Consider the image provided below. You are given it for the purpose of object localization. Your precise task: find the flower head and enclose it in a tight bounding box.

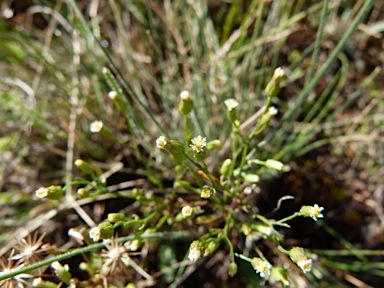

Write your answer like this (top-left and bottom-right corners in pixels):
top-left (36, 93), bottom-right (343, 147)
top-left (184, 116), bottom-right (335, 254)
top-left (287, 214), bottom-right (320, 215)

top-left (190, 135), bottom-right (206, 153)
top-left (251, 258), bottom-right (272, 278)
top-left (179, 91), bottom-right (193, 115)
top-left (156, 136), bottom-right (168, 149)
top-left (188, 241), bottom-right (202, 262)
top-left (267, 106), bottom-right (278, 116)
top-left (299, 204), bottom-right (324, 221)
top-left (180, 90), bottom-right (191, 101)
top-left (289, 247), bottom-right (312, 274)
top-left (156, 136), bottom-right (185, 163)
top-left (108, 90), bottom-right (117, 100)
top-left (90, 120), bottom-right (103, 133)
top-left (0, 250), bottom-right (32, 287)
top-left (35, 185), bottom-right (64, 200)
top-left (224, 98), bottom-right (239, 111)
top-left (265, 67), bottom-right (285, 97)
top-left (181, 206), bottom-right (194, 218)
top-left (100, 237), bottom-right (130, 276)
top-left (89, 222), bottom-right (115, 242)
top-left (11, 232), bottom-right (46, 265)
top-left (200, 185), bottom-right (216, 199)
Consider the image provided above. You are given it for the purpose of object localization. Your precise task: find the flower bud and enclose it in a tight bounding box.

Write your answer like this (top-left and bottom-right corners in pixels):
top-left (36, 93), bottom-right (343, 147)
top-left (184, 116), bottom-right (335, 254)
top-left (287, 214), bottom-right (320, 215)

top-left (241, 224), bottom-right (252, 236)
top-left (251, 258), bottom-right (272, 278)
top-left (204, 240), bottom-right (219, 255)
top-left (35, 185), bottom-right (64, 200)
top-left (156, 136), bottom-right (185, 163)
top-left (188, 240), bottom-right (203, 262)
top-left (108, 213), bottom-right (127, 223)
top-left (224, 98), bottom-right (239, 122)
top-left (51, 261), bottom-right (71, 285)
top-left (242, 173), bottom-right (260, 183)
top-left (271, 267), bottom-right (290, 287)
top-left (89, 222), bottom-right (115, 242)
top-left (289, 247), bottom-right (312, 273)
top-left (77, 188), bottom-right (90, 198)
top-left (179, 90), bottom-right (193, 115)
top-left (265, 159), bottom-right (284, 170)
top-left (206, 139), bottom-right (221, 150)
top-left (265, 67), bottom-right (284, 98)
top-left (75, 159), bottom-right (94, 175)
top-left (220, 159), bottom-right (232, 177)
top-left (228, 261), bottom-right (238, 277)
top-left (299, 204), bottom-right (324, 221)
top-left (33, 278), bottom-right (58, 288)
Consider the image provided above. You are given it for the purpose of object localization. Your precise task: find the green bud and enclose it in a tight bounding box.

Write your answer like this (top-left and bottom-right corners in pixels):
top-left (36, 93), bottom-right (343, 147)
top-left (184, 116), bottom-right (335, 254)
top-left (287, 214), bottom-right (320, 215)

top-left (289, 247), bottom-right (312, 273)
top-left (265, 159), bottom-right (284, 170)
top-left (241, 224), bottom-right (252, 236)
top-left (179, 90), bottom-right (193, 115)
top-left (35, 185), bottom-right (64, 200)
top-left (224, 98), bottom-right (239, 123)
top-left (228, 261), bottom-right (238, 277)
top-left (77, 188), bottom-right (90, 198)
top-left (204, 240), bottom-right (219, 255)
top-left (32, 278), bottom-right (58, 288)
top-left (271, 267), bottom-right (290, 287)
top-left (75, 159), bottom-right (94, 175)
top-left (299, 204), bottom-right (324, 221)
top-left (265, 67), bottom-right (284, 98)
top-left (220, 159), bottom-right (232, 176)
top-left (51, 261), bottom-right (71, 285)
top-left (89, 222), bottom-right (115, 242)
top-left (206, 140), bottom-right (221, 150)
top-left (108, 213), bottom-right (127, 223)
top-left (242, 173), bottom-right (260, 183)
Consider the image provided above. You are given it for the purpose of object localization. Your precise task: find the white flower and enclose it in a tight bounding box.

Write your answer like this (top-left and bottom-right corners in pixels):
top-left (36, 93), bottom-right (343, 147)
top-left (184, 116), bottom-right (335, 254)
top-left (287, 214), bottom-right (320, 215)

top-left (267, 106), bottom-right (278, 116)
top-left (200, 186), bottom-right (215, 199)
top-left (188, 247), bottom-right (201, 262)
top-left (224, 98), bottom-right (239, 111)
top-left (273, 67), bottom-right (285, 78)
top-left (180, 90), bottom-right (191, 100)
top-left (252, 258), bottom-right (272, 278)
top-left (297, 258), bottom-right (312, 273)
top-left (90, 120), bottom-right (103, 133)
top-left (190, 135), bottom-right (206, 153)
top-left (108, 90), bottom-right (117, 100)
top-left (181, 206), bottom-right (193, 218)
top-left (35, 187), bottom-right (49, 198)
top-left (156, 136), bottom-right (168, 149)
top-left (309, 204), bottom-right (324, 221)
top-left (89, 227), bottom-right (101, 242)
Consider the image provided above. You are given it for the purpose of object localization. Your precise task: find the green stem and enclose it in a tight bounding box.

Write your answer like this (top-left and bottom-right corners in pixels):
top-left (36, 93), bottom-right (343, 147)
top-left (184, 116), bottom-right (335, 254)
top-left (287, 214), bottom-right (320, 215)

top-left (0, 232), bottom-right (190, 281)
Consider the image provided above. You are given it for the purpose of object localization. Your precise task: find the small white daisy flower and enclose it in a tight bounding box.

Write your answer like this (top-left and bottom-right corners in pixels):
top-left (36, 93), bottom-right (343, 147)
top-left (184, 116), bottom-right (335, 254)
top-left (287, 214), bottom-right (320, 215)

top-left (309, 204), bottom-right (324, 221)
top-left (252, 258), bottom-right (272, 278)
top-left (90, 120), bottom-right (103, 133)
top-left (180, 90), bottom-right (191, 101)
top-left (297, 258), bottom-right (312, 273)
top-left (108, 90), bottom-right (117, 100)
top-left (224, 98), bottom-right (239, 111)
top-left (188, 247), bottom-right (201, 262)
top-left (181, 206), bottom-right (194, 218)
top-left (156, 136), bottom-right (168, 149)
top-left (190, 135), bottom-right (206, 153)
top-left (89, 227), bottom-right (101, 242)
top-left (267, 106), bottom-right (278, 116)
